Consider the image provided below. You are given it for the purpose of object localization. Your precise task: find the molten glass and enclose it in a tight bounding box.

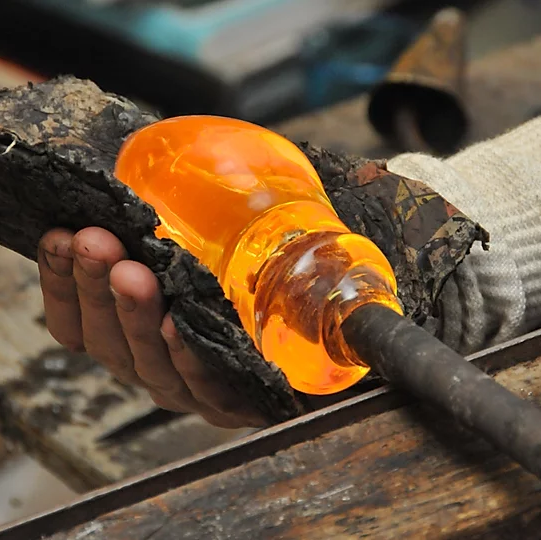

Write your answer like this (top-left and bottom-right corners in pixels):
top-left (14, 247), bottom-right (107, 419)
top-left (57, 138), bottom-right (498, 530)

top-left (115, 116), bottom-right (403, 394)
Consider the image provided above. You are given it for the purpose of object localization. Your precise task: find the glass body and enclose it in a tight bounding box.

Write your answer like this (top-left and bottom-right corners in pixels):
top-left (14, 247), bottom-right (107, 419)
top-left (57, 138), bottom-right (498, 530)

top-left (115, 115), bottom-right (402, 394)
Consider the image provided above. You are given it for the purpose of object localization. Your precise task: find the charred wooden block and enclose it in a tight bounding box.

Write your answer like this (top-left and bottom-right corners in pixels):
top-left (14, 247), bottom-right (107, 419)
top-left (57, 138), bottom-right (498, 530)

top-left (0, 76), bottom-right (486, 424)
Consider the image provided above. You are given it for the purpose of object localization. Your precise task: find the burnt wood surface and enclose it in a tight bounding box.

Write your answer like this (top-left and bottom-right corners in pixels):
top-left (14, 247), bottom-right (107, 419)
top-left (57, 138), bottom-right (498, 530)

top-left (45, 357), bottom-right (541, 540)
top-left (0, 77), bottom-right (301, 425)
top-left (0, 76), bottom-right (480, 426)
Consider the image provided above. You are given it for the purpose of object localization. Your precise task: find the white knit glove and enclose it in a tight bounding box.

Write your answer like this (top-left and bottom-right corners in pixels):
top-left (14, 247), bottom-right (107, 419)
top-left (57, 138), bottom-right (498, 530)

top-left (387, 116), bottom-right (541, 354)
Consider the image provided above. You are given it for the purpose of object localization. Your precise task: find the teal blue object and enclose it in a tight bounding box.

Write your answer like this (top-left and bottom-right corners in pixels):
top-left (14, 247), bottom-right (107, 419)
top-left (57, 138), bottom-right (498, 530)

top-left (303, 14), bottom-right (418, 110)
top-left (23, 0), bottom-right (293, 64)
top-left (307, 62), bottom-right (389, 109)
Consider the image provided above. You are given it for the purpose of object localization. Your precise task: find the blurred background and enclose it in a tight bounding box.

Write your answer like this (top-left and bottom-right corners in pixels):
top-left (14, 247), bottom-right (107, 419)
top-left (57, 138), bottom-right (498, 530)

top-left (0, 0), bottom-right (540, 124)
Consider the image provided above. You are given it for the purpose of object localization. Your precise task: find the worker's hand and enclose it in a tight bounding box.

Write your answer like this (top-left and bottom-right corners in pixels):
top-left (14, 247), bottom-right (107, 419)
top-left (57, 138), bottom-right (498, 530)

top-left (37, 227), bottom-right (265, 429)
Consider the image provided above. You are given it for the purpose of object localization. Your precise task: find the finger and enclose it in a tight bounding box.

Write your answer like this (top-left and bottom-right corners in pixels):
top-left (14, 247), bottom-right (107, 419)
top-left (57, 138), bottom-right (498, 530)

top-left (147, 387), bottom-right (201, 415)
top-left (72, 228), bottom-right (138, 385)
top-left (161, 314), bottom-right (265, 426)
top-left (147, 389), bottom-right (254, 429)
top-left (197, 408), bottom-right (263, 429)
top-left (38, 229), bottom-right (84, 352)
top-left (109, 260), bottom-right (187, 395)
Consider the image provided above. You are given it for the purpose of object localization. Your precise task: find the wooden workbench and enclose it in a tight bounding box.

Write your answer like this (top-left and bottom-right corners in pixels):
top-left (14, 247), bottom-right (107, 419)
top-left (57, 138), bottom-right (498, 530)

top-left (44, 356), bottom-right (541, 540)
top-left (1, 35), bottom-right (541, 507)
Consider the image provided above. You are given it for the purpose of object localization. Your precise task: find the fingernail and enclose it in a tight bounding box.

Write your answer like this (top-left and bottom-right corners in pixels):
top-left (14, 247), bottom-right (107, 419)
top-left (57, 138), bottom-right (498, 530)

top-left (76, 255), bottom-right (107, 279)
top-left (44, 251), bottom-right (73, 277)
top-left (110, 287), bottom-right (136, 312)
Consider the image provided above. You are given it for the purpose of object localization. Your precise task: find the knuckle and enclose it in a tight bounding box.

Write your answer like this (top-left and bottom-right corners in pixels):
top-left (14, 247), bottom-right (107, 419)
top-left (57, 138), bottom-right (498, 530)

top-left (96, 359), bottom-right (140, 386)
top-left (62, 340), bottom-right (86, 354)
top-left (99, 356), bottom-right (129, 374)
top-left (150, 392), bottom-right (189, 413)
top-left (42, 279), bottom-right (78, 305)
top-left (127, 329), bottom-right (156, 347)
top-left (133, 369), bottom-right (171, 392)
top-left (47, 327), bottom-right (83, 352)
top-left (81, 338), bottom-right (101, 360)
top-left (77, 285), bottom-right (114, 309)
top-left (189, 383), bottom-right (244, 415)
top-left (202, 414), bottom-right (243, 429)
top-left (191, 390), bottom-right (243, 417)
top-left (212, 396), bottom-right (244, 415)
top-left (84, 342), bottom-right (126, 371)
top-left (115, 372), bottom-right (144, 387)
top-left (176, 361), bottom-right (207, 383)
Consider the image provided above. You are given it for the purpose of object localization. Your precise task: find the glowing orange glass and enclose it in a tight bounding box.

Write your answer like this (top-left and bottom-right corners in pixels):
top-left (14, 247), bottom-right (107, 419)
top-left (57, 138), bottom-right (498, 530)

top-left (115, 116), bottom-right (402, 394)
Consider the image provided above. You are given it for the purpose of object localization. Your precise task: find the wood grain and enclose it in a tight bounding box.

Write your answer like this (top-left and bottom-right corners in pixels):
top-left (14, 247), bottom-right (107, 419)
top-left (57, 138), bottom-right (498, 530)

top-left (46, 357), bottom-right (541, 540)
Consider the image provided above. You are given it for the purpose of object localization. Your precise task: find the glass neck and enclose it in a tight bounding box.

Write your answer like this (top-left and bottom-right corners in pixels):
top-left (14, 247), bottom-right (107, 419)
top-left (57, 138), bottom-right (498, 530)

top-left (221, 201), bottom-right (348, 337)
top-left (252, 230), bottom-right (403, 367)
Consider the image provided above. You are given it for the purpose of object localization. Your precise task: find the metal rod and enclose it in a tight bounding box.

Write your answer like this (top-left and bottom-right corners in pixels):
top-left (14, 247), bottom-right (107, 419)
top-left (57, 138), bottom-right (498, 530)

top-left (342, 304), bottom-right (541, 479)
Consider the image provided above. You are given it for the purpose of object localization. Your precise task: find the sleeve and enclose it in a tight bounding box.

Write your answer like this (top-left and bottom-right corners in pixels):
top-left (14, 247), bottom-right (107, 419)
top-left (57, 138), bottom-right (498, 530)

top-left (386, 116), bottom-right (541, 354)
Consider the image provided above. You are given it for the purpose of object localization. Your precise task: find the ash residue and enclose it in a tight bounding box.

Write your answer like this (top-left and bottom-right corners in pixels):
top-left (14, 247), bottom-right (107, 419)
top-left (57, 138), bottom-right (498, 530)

top-left (27, 403), bottom-right (72, 432)
top-left (83, 393), bottom-right (124, 421)
top-left (17, 348), bottom-right (101, 396)
top-left (0, 348), bottom-right (125, 434)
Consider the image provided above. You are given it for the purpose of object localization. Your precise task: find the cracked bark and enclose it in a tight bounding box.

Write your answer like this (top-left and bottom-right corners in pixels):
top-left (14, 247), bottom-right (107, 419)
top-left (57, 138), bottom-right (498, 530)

top-left (0, 76), bottom-right (484, 424)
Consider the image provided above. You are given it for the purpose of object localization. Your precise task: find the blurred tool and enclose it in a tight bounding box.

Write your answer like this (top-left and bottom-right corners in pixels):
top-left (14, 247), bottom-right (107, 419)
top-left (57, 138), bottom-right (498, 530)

top-left (368, 7), bottom-right (469, 155)
top-left (0, 0), bottom-right (400, 123)
top-left (302, 14), bottom-right (419, 110)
